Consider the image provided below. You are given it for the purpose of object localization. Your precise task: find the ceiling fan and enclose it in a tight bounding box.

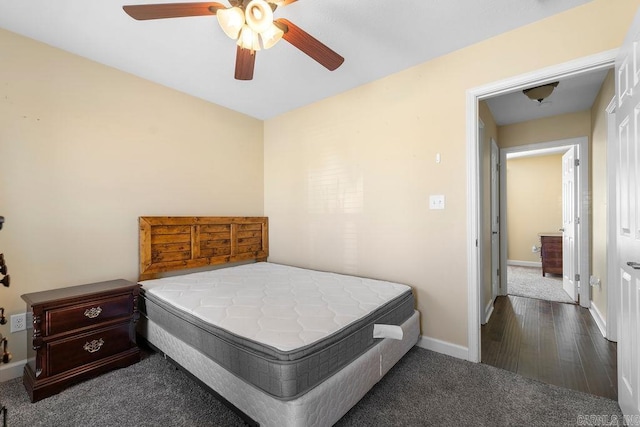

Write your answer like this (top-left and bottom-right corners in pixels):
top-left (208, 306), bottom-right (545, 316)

top-left (122, 0), bottom-right (345, 80)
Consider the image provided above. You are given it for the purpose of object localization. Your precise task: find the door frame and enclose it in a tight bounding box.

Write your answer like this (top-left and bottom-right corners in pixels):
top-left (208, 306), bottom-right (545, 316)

top-left (478, 119), bottom-right (490, 323)
top-left (466, 49), bottom-right (617, 362)
top-left (490, 138), bottom-right (500, 304)
top-left (606, 95), bottom-right (618, 341)
top-left (499, 138), bottom-right (588, 304)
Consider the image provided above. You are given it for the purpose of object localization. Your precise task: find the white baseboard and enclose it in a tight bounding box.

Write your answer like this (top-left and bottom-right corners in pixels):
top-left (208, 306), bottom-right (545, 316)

top-left (589, 301), bottom-right (607, 338)
top-left (0, 359), bottom-right (25, 382)
top-left (507, 260), bottom-right (542, 268)
top-left (417, 336), bottom-right (469, 361)
top-left (483, 299), bottom-right (494, 325)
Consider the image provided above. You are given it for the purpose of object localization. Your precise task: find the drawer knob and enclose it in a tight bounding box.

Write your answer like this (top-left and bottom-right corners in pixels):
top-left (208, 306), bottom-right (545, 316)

top-left (83, 338), bottom-right (104, 353)
top-left (84, 307), bottom-right (102, 319)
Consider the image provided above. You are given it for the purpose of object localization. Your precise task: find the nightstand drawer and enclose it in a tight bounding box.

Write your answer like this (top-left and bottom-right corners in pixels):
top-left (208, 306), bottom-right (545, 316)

top-left (47, 323), bottom-right (133, 376)
top-left (23, 279), bottom-right (140, 402)
top-left (46, 294), bottom-right (133, 336)
top-left (542, 252), bottom-right (561, 260)
top-left (542, 240), bottom-right (561, 247)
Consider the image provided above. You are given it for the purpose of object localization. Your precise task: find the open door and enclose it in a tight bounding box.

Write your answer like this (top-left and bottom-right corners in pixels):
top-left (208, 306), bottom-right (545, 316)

top-left (561, 146), bottom-right (578, 301)
top-left (616, 7), bottom-right (640, 418)
top-left (490, 139), bottom-right (500, 300)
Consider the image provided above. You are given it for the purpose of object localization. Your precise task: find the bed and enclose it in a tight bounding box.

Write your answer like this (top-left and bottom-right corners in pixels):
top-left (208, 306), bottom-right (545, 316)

top-left (136, 216), bottom-right (420, 426)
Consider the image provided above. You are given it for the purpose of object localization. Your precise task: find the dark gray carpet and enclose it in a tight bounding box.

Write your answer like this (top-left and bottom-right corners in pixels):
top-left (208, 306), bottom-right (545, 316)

top-left (0, 347), bottom-right (622, 426)
top-left (0, 352), bottom-right (246, 427)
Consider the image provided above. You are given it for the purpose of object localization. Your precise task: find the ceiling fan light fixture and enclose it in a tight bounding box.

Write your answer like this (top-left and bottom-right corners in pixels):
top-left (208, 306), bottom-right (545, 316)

top-left (260, 23), bottom-right (284, 49)
top-left (217, 6), bottom-right (245, 39)
top-left (238, 25), bottom-right (261, 51)
top-left (122, 0), bottom-right (344, 80)
top-left (245, 0), bottom-right (273, 33)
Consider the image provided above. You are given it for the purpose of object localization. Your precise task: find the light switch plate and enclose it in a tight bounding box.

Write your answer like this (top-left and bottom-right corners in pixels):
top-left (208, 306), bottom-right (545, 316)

top-left (429, 195), bottom-right (445, 210)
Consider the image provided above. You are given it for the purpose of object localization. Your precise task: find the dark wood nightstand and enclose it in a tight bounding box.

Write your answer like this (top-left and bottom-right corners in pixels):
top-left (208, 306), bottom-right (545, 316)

top-left (540, 234), bottom-right (563, 277)
top-left (21, 279), bottom-right (140, 402)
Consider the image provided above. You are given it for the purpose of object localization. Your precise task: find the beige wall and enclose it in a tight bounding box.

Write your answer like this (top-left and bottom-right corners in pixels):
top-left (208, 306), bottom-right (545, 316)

top-left (498, 110), bottom-right (591, 149)
top-left (0, 29), bottom-right (264, 361)
top-left (506, 155), bottom-right (563, 262)
top-left (264, 0), bottom-right (639, 347)
top-left (590, 69), bottom-right (615, 321)
top-left (479, 102), bottom-right (498, 316)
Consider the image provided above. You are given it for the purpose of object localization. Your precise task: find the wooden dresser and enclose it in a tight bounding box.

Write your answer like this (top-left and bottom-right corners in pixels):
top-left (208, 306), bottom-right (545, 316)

top-left (21, 279), bottom-right (140, 402)
top-left (539, 234), bottom-right (563, 277)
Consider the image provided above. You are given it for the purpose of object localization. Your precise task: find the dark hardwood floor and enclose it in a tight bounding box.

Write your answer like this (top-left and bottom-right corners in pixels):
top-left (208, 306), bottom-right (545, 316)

top-left (482, 295), bottom-right (617, 400)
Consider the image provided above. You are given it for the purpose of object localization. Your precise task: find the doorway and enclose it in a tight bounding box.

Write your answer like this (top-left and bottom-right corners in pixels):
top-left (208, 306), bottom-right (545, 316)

top-left (467, 50), bottom-right (622, 400)
top-left (476, 100), bottom-right (618, 400)
top-left (466, 50), bottom-right (617, 363)
top-left (499, 139), bottom-right (586, 305)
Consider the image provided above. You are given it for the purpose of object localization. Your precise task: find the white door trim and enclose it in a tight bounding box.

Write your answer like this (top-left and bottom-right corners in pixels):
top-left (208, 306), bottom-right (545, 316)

top-left (606, 95), bottom-right (618, 342)
top-left (562, 145), bottom-right (579, 301)
top-left (490, 138), bottom-right (500, 304)
top-left (466, 49), bottom-right (617, 363)
top-left (478, 119), bottom-right (486, 324)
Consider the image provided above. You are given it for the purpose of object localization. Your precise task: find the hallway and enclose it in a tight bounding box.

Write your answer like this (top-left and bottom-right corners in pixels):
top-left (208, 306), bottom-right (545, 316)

top-left (481, 295), bottom-right (617, 400)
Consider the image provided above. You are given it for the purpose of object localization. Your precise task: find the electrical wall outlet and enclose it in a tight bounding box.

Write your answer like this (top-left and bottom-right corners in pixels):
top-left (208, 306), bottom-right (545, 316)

top-left (10, 313), bottom-right (26, 333)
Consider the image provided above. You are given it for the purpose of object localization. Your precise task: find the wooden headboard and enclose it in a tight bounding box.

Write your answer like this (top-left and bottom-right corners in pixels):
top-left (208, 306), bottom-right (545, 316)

top-left (139, 216), bottom-right (268, 280)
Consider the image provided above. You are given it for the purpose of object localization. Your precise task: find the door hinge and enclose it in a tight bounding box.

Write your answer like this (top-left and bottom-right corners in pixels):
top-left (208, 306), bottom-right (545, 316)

top-left (576, 217), bottom-right (580, 225)
top-left (497, 268), bottom-right (500, 277)
top-left (575, 158), bottom-right (580, 167)
top-left (476, 239), bottom-right (478, 247)
top-left (575, 273), bottom-right (580, 282)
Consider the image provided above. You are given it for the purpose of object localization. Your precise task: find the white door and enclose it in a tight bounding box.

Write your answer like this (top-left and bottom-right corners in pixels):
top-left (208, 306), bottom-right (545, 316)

top-left (616, 8), bottom-right (640, 418)
top-left (561, 146), bottom-right (578, 301)
top-left (490, 139), bottom-right (500, 299)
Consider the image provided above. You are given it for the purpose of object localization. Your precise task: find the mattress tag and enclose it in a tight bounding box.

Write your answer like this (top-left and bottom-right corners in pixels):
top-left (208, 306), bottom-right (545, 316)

top-left (373, 324), bottom-right (403, 340)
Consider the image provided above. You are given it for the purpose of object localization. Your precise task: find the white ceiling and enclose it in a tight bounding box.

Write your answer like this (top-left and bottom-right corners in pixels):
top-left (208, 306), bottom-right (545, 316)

top-left (485, 67), bottom-right (610, 126)
top-left (0, 0), bottom-right (594, 120)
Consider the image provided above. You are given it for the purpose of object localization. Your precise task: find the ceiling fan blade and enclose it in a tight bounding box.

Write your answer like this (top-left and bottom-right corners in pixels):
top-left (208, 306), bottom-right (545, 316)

top-left (235, 46), bottom-right (256, 80)
top-left (275, 19), bottom-right (344, 71)
top-left (123, 2), bottom-right (225, 20)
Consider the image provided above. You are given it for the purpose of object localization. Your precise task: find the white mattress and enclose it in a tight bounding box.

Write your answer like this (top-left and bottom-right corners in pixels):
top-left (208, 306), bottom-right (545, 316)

top-left (140, 262), bottom-right (411, 351)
